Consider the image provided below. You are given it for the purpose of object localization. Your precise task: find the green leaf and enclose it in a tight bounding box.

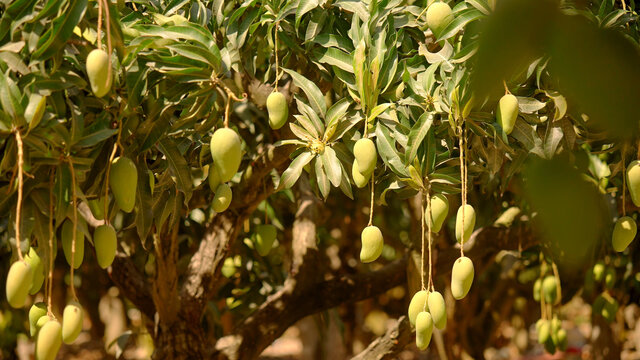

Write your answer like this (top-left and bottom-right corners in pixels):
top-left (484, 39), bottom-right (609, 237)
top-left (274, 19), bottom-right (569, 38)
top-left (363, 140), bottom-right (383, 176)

top-left (406, 112), bottom-right (433, 165)
top-left (375, 123), bottom-right (410, 178)
top-left (283, 68), bottom-right (326, 118)
top-left (320, 146), bottom-right (341, 187)
top-left (32, 0), bottom-right (88, 61)
top-left (135, 161), bottom-right (153, 241)
top-left (312, 47), bottom-right (354, 72)
top-left (157, 138), bottom-right (193, 203)
top-left (277, 151), bottom-right (315, 190)
top-left (296, 0), bottom-right (320, 31)
top-left (437, 8), bottom-right (484, 42)
top-left (315, 157), bottom-right (330, 199)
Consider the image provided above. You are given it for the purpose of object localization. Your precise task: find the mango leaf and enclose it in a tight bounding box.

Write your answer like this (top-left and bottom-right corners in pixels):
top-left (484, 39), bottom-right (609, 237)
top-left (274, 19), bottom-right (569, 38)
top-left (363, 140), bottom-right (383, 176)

top-left (405, 112), bottom-right (433, 165)
top-left (296, 0), bottom-right (320, 31)
top-left (157, 138), bottom-right (193, 203)
top-left (320, 146), bottom-right (341, 187)
top-left (283, 68), bottom-right (326, 118)
top-left (375, 123), bottom-right (410, 177)
top-left (312, 47), bottom-right (353, 72)
top-left (135, 161), bottom-right (153, 242)
top-left (315, 157), bottom-right (330, 199)
top-left (277, 151), bottom-right (315, 190)
top-left (32, 0), bottom-right (88, 61)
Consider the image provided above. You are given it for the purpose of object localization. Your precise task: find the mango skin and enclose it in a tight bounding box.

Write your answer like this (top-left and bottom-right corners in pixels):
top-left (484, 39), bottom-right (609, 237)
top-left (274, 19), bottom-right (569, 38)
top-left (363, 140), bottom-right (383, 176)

top-left (62, 301), bottom-right (83, 344)
top-left (6, 260), bottom-right (33, 308)
top-left (221, 257), bottom-right (236, 278)
top-left (455, 204), bottom-right (476, 243)
top-left (408, 290), bottom-right (429, 326)
top-left (604, 267), bottom-right (616, 289)
top-left (542, 275), bottom-right (557, 303)
top-left (36, 320), bottom-right (62, 360)
top-left (109, 156), bottom-right (138, 213)
top-left (533, 278), bottom-right (542, 302)
top-left (451, 256), bottom-right (474, 300)
top-left (359, 225), bottom-right (384, 263)
top-left (210, 128), bottom-right (242, 182)
top-left (592, 261), bottom-right (605, 282)
top-left (415, 311), bottom-right (433, 350)
top-left (267, 91), bottom-right (288, 130)
top-left (212, 183), bottom-right (232, 212)
top-left (612, 216), bottom-right (636, 252)
top-left (94, 225), bottom-right (117, 269)
top-left (86, 49), bottom-right (112, 97)
top-left (496, 94), bottom-right (519, 135)
top-left (25, 247), bottom-right (44, 295)
top-left (29, 302), bottom-right (48, 337)
top-left (255, 224), bottom-right (277, 256)
top-left (87, 198), bottom-right (104, 220)
top-left (426, 2), bottom-right (453, 34)
top-left (62, 220), bottom-right (84, 269)
top-left (427, 291), bottom-right (447, 329)
top-left (627, 160), bottom-right (640, 207)
top-left (537, 319), bottom-right (550, 344)
top-left (353, 138), bottom-right (377, 176)
top-left (556, 328), bottom-right (568, 351)
top-left (427, 194), bottom-right (449, 233)
top-left (352, 161), bottom-right (370, 188)
top-left (208, 165), bottom-right (221, 193)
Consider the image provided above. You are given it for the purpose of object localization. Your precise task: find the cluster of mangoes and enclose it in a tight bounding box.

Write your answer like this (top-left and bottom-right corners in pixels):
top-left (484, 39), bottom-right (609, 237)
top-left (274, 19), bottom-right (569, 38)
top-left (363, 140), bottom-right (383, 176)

top-left (611, 160), bottom-right (640, 252)
top-left (535, 316), bottom-right (568, 354)
top-left (407, 290), bottom-right (447, 350)
top-left (209, 127), bottom-right (243, 212)
top-left (584, 261), bottom-right (620, 323)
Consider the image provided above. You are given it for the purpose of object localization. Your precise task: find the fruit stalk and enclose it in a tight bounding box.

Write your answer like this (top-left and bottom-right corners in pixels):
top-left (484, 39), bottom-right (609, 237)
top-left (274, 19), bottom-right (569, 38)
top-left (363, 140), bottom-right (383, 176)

top-left (426, 183), bottom-right (433, 291)
top-left (102, 0), bottom-right (112, 94)
top-left (368, 168), bottom-right (375, 226)
top-left (14, 130), bottom-right (25, 261)
top-left (622, 145), bottom-right (626, 216)
top-left (103, 136), bottom-right (120, 224)
top-left (68, 158), bottom-right (79, 301)
top-left (47, 173), bottom-right (55, 316)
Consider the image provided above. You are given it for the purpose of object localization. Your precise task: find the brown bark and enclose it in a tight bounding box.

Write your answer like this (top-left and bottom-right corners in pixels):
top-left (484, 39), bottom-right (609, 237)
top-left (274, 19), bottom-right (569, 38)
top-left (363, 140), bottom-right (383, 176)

top-left (351, 316), bottom-right (413, 360)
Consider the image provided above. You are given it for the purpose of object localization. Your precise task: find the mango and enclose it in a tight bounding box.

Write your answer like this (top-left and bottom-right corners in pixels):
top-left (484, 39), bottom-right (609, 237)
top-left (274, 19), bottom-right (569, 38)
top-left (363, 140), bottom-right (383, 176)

top-left (6, 260), bottom-right (33, 308)
top-left (542, 275), bottom-right (557, 304)
top-left (36, 315), bottom-right (50, 330)
top-left (451, 256), bottom-right (474, 300)
top-left (221, 257), bottom-right (236, 278)
top-left (267, 91), bottom-right (288, 130)
top-left (87, 198), bottom-right (104, 220)
top-left (29, 302), bottom-right (48, 337)
top-left (359, 225), bottom-right (383, 263)
top-left (109, 156), bottom-right (137, 213)
top-left (601, 295), bottom-right (618, 323)
top-left (25, 247), bottom-right (44, 294)
top-left (94, 225), bottom-right (117, 269)
top-left (592, 261), bottom-right (605, 282)
top-left (352, 161), bottom-right (370, 188)
top-left (62, 301), bottom-right (83, 344)
top-left (556, 328), bottom-right (568, 351)
top-left (213, 183), bottom-right (232, 212)
top-left (427, 290), bottom-right (446, 329)
top-left (537, 319), bottom-right (550, 344)
top-left (86, 49), bottom-right (111, 97)
top-left (208, 165), bottom-right (221, 192)
top-left (254, 224), bottom-right (277, 256)
top-left (425, 2), bottom-right (453, 34)
top-left (353, 138), bottom-right (377, 176)
top-left (408, 290), bottom-right (429, 326)
top-left (455, 204), bottom-right (475, 243)
top-left (612, 216), bottom-right (636, 252)
top-left (533, 278), bottom-right (542, 302)
top-left (62, 220), bottom-right (84, 269)
top-left (36, 320), bottom-right (62, 360)
top-left (496, 94), bottom-right (519, 135)
top-left (550, 317), bottom-right (561, 345)
top-left (627, 160), bottom-right (640, 206)
top-left (415, 311), bottom-right (433, 350)
top-left (427, 194), bottom-right (449, 232)
top-left (544, 336), bottom-right (557, 354)
top-left (210, 128), bottom-right (242, 182)
top-left (604, 267), bottom-right (616, 289)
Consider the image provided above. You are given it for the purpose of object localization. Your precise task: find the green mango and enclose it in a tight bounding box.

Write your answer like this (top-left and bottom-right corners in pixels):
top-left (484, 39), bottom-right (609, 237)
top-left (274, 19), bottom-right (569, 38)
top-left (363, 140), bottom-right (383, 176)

top-left (62, 220), bottom-right (84, 269)
top-left (496, 94), bottom-right (519, 135)
top-left (62, 301), bottom-right (83, 344)
top-left (427, 194), bottom-right (449, 233)
top-left (254, 224), bottom-right (277, 256)
top-left (408, 290), bottom-right (429, 326)
top-left (427, 290), bottom-right (446, 329)
top-left (542, 275), bottom-right (557, 304)
top-left (210, 128), bottom-right (242, 182)
top-left (6, 260), bottom-right (33, 308)
top-left (109, 156), bottom-right (138, 213)
top-left (556, 328), bottom-right (568, 351)
top-left (612, 216), bottom-right (636, 252)
top-left (533, 278), bottom-right (542, 302)
top-left (550, 317), bottom-right (561, 345)
top-left (86, 49), bottom-right (112, 97)
top-left (208, 165), bottom-right (221, 193)
top-left (352, 161), bottom-right (370, 188)
top-left (537, 319), bottom-right (550, 344)
top-left (415, 311), bottom-right (433, 350)
top-left (213, 183), bottom-right (232, 213)
top-left (544, 336), bottom-right (557, 354)
top-left (455, 204), bottom-right (475, 243)
top-left (425, 2), bottom-right (453, 34)
top-left (593, 261), bottom-right (605, 282)
top-left (29, 302), bottom-right (48, 337)
top-left (221, 257), bottom-right (236, 278)
top-left (601, 295), bottom-right (618, 323)
top-left (627, 160), bottom-right (640, 207)
top-left (87, 198), bottom-right (104, 221)
top-left (353, 138), bottom-right (377, 176)
top-left (94, 225), bottom-right (117, 269)
top-left (451, 256), bottom-right (474, 300)
top-left (36, 320), bottom-right (62, 360)
top-left (25, 247), bottom-right (44, 294)
top-left (604, 266), bottom-right (616, 289)
top-left (266, 91), bottom-right (288, 130)
top-left (359, 225), bottom-right (383, 263)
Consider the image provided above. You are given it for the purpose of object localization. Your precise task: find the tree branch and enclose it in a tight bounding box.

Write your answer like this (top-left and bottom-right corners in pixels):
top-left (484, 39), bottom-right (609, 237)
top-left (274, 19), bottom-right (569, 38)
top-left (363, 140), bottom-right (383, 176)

top-left (351, 316), bottom-right (413, 360)
top-left (108, 252), bottom-right (155, 319)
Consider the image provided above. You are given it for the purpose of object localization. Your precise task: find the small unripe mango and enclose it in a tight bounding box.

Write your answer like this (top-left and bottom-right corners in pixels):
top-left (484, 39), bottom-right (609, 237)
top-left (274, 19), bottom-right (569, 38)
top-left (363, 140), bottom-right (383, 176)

top-left (352, 161), bottom-right (370, 188)
top-left (208, 165), bottom-right (221, 192)
top-left (110, 156), bottom-right (138, 213)
top-left (455, 204), bottom-right (475, 243)
top-left (212, 183), bottom-right (232, 212)
top-left (533, 278), bottom-right (542, 302)
top-left (6, 260), bottom-right (33, 308)
top-left (62, 220), bottom-right (84, 269)
top-left (25, 247), bottom-right (44, 294)
top-left (556, 328), bottom-right (568, 351)
top-left (62, 301), bottom-right (83, 344)
top-left (604, 267), bottom-right (616, 289)
top-left (87, 198), bottom-right (104, 220)
top-left (415, 311), bottom-right (433, 350)
top-left (496, 94), bottom-right (519, 135)
top-left (426, 2), bottom-right (453, 34)
top-left (254, 224), bottom-right (277, 256)
top-left (542, 275), bottom-right (557, 304)
top-left (36, 320), bottom-right (62, 360)
top-left (627, 160), bottom-right (640, 207)
top-left (408, 290), bottom-right (429, 326)
top-left (451, 256), bottom-right (474, 300)
top-left (612, 216), bottom-right (636, 252)
top-left (353, 138), bottom-right (377, 176)
top-left (550, 317), bottom-right (561, 345)
top-left (266, 91), bottom-right (288, 130)
top-left (592, 261), bottom-right (605, 282)
top-left (94, 225), bottom-right (117, 269)
top-left (359, 225), bottom-right (383, 263)
top-left (427, 194), bottom-right (449, 233)
top-left (427, 290), bottom-right (446, 329)
top-left (210, 128), bottom-right (242, 182)
top-left (29, 302), bottom-right (48, 337)
top-left (601, 295), bottom-right (618, 323)
top-left (537, 319), bottom-right (550, 344)
top-left (221, 257), bottom-right (236, 278)
top-left (86, 49), bottom-right (112, 97)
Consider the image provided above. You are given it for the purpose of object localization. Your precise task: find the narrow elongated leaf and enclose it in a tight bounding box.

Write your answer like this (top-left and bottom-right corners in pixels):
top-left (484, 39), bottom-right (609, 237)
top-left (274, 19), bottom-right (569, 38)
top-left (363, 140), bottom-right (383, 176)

top-left (277, 151), bottom-right (315, 190)
top-left (157, 138), bottom-right (193, 203)
top-left (406, 113), bottom-right (434, 164)
top-left (32, 0), bottom-right (88, 60)
top-left (313, 47), bottom-right (353, 72)
top-left (320, 146), bottom-right (341, 187)
top-left (376, 123), bottom-right (410, 177)
top-left (283, 68), bottom-right (327, 117)
top-left (296, 0), bottom-right (319, 30)
top-left (315, 157), bottom-right (330, 199)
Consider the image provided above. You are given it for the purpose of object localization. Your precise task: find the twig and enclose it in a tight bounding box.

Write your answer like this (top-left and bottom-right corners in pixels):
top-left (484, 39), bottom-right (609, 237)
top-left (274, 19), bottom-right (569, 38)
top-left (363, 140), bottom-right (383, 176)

top-left (68, 158), bottom-right (79, 301)
top-left (14, 130), bottom-right (25, 261)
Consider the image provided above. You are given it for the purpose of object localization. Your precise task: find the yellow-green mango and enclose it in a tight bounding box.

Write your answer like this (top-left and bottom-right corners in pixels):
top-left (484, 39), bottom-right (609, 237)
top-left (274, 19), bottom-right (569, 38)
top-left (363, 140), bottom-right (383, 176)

top-left (36, 315), bottom-right (50, 330)
top-left (427, 194), bottom-right (449, 233)
top-left (550, 317), bottom-right (561, 344)
top-left (451, 256), bottom-right (474, 300)
top-left (62, 220), bottom-right (84, 269)
top-left (556, 328), bottom-right (568, 351)
top-left (94, 225), bottom-right (117, 269)
top-left (29, 302), bottom-right (48, 337)
top-left (6, 260), bottom-right (33, 308)
top-left (408, 290), bottom-right (429, 326)
top-left (592, 261), bottom-right (605, 282)
top-left (254, 224), bottom-right (277, 256)
top-left (455, 204), bottom-right (475, 243)
top-left (24, 94), bottom-right (47, 129)
top-left (496, 94), bottom-right (519, 135)
top-left (533, 278), bottom-right (542, 302)
top-left (359, 225), bottom-right (383, 263)
top-left (537, 319), bottom-right (550, 344)
top-left (604, 266), bottom-right (616, 289)
top-left (266, 91), bottom-right (288, 130)
top-left (208, 165), bottom-right (221, 192)
top-left (213, 183), bottom-right (232, 212)
top-left (210, 128), bottom-right (242, 182)
top-left (87, 198), bottom-right (104, 221)
top-left (25, 247), bottom-right (44, 295)
top-left (353, 138), bottom-right (377, 176)
top-left (36, 320), bottom-right (62, 360)
top-left (427, 290), bottom-right (446, 329)
top-left (62, 301), bottom-right (83, 344)
top-left (415, 311), bottom-right (433, 350)
top-left (601, 295), bottom-right (618, 323)
top-left (627, 160), bottom-right (640, 206)
top-left (612, 216), bottom-right (636, 252)
top-left (352, 161), bottom-right (370, 188)
top-left (109, 156), bottom-right (137, 213)
top-left (542, 275), bottom-right (557, 303)
top-left (86, 49), bottom-right (112, 97)
top-left (425, 2), bottom-right (453, 34)
top-left (221, 257), bottom-right (236, 278)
